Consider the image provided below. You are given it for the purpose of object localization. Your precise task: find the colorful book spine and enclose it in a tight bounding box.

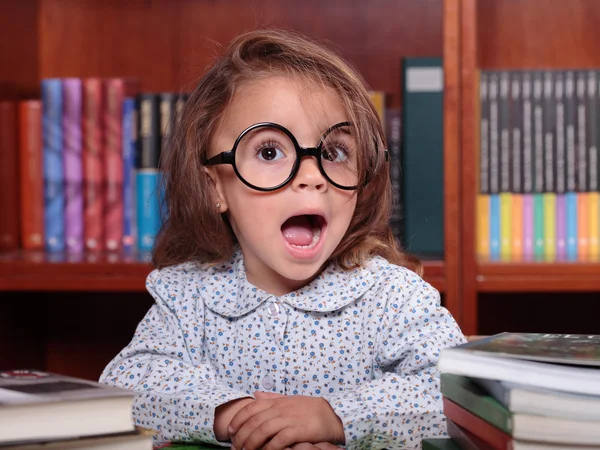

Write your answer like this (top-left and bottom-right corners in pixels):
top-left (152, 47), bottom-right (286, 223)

top-left (555, 72), bottom-right (567, 260)
top-left (122, 97), bottom-right (136, 251)
top-left (104, 78), bottom-right (130, 252)
top-left (565, 71), bottom-right (578, 260)
top-left (18, 101), bottom-right (44, 250)
top-left (511, 71), bottom-right (523, 259)
top-left (577, 71), bottom-right (588, 259)
top-left (522, 71), bottom-right (535, 259)
top-left (477, 71), bottom-right (490, 258)
top-left (532, 72), bottom-right (545, 260)
top-left (587, 71), bottom-right (599, 259)
top-left (82, 78), bottom-right (105, 252)
top-left (499, 72), bottom-right (512, 260)
top-left (543, 72), bottom-right (556, 260)
top-left (489, 72), bottom-right (500, 260)
top-left (136, 93), bottom-right (161, 252)
top-left (41, 79), bottom-right (65, 252)
top-left (62, 78), bottom-right (84, 254)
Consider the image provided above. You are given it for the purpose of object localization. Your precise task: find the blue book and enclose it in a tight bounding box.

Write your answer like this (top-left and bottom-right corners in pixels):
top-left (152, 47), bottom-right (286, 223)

top-left (489, 194), bottom-right (500, 260)
top-left (566, 191), bottom-right (578, 260)
top-left (122, 98), bottom-right (136, 251)
top-left (136, 169), bottom-right (162, 253)
top-left (41, 79), bottom-right (64, 252)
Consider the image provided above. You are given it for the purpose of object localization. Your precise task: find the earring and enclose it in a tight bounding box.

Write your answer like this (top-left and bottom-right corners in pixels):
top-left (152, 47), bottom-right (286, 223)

top-left (216, 202), bottom-right (221, 209)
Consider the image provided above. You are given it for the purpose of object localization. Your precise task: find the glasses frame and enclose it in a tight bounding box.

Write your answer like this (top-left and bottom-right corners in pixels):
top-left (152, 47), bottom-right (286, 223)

top-left (204, 121), bottom-right (385, 192)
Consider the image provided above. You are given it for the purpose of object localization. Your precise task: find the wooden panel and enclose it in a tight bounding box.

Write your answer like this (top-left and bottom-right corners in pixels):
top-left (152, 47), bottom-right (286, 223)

top-left (0, 0), bottom-right (40, 98)
top-left (0, 250), bottom-right (152, 291)
top-left (479, 0), bottom-right (600, 69)
top-left (478, 260), bottom-right (600, 292)
top-left (442, 0), bottom-right (462, 325)
top-left (40, 0), bottom-right (442, 107)
top-left (459, 0), bottom-right (479, 335)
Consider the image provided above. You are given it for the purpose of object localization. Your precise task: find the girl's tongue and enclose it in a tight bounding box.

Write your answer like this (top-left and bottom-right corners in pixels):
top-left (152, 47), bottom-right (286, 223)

top-left (281, 215), bottom-right (315, 246)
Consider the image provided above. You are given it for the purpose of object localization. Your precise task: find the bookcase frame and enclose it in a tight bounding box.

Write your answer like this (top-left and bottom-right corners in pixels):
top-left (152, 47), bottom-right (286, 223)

top-left (451, 0), bottom-right (600, 335)
top-left (0, 0), bottom-right (462, 379)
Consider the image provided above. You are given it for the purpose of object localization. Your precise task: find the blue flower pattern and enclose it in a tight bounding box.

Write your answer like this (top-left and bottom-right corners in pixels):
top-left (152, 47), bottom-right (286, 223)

top-left (99, 250), bottom-right (466, 449)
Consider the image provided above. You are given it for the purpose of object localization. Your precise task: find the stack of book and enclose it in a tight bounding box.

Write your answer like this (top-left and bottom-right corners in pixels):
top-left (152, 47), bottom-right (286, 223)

top-left (0, 369), bottom-right (152, 449)
top-left (425, 333), bottom-right (600, 450)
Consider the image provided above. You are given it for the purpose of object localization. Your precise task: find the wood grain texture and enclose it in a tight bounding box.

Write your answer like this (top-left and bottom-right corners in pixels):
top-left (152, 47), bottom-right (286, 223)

top-left (479, 0), bottom-right (600, 69)
top-left (39, 0), bottom-right (442, 107)
top-left (459, 0), bottom-right (479, 336)
top-left (442, 0), bottom-right (462, 326)
top-left (0, 0), bottom-right (40, 98)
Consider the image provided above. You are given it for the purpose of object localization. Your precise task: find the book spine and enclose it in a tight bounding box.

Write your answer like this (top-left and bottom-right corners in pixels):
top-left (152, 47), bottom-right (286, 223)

top-left (511, 71), bottom-right (523, 259)
top-left (555, 72), bottom-right (566, 259)
top-left (499, 72), bottom-right (512, 260)
top-left (386, 108), bottom-right (403, 245)
top-left (138, 93), bottom-right (160, 169)
top-left (82, 78), bottom-right (104, 252)
top-left (522, 71), bottom-right (534, 259)
top-left (18, 100), bottom-right (44, 249)
top-left (565, 71), bottom-right (578, 259)
top-left (477, 72), bottom-right (490, 259)
top-left (122, 97), bottom-right (136, 251)
top-left (104, 79), bottom-right (125, 252)
top-left (136, 170), bottom-right (162, 253)
top-left (136, 93), bottom-right (161, 252)
top-left (587, 71), bottom-right (599, 259)
top-left (42, 79), bottom-right (65, 252)
top-left (0, 101), bottom-right (19, 250)
top-left (489, 72), bottom-right (500, 259)
top-left (62, 78), bottom-right (84, 254)
top-left (532, 71), bottom-right (545, 259)
top-left (543, 71), bottom-right (556, 260)
top-left (577, 71), bottom-right (588, 258)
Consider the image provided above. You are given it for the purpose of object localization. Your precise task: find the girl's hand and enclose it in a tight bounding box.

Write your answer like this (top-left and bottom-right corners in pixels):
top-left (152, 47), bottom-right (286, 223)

top-left (228, 393), bottom-right (345, 450)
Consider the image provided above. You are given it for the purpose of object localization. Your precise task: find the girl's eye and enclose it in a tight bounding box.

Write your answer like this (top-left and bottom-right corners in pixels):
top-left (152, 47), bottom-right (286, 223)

top-left (256, 143), bottom-right (285, 162)
top-left (321, 143), bottom-right (349, 163)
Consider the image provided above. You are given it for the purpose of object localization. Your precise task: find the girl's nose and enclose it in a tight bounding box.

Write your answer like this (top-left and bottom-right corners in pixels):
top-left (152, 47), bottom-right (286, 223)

top-left (291, 156), bottom-right (327, 191)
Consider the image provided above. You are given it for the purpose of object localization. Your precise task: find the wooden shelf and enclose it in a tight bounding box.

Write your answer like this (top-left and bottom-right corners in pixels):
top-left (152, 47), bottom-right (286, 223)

top-left (0, 250), bottom-right (445, 293)
top-left (0, 251), bottom-right (153, 292)
top-left (477, 259), bottom-right (600, 292)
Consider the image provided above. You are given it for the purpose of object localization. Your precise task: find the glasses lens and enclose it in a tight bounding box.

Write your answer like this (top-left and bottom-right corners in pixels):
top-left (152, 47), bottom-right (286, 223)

top-left (235, 126), bottom-right (296, 189)
top-left (320, 124), bottom-right (359, 188)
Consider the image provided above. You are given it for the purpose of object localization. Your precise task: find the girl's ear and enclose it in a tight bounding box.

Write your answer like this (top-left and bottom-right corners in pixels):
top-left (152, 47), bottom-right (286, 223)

top-left (203, 166), bottom-right (228, 213)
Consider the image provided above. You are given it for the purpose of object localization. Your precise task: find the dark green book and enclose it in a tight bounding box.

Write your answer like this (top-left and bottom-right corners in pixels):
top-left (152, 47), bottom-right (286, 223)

top-left (440, 373), bottom-right (511, 434)
top-left (401, 57), bottom-right (444, 257)
top-left (421, 438), bottom-right (461, 450)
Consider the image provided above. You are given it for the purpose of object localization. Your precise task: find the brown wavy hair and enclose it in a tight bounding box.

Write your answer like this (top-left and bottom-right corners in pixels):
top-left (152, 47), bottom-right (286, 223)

top-left (153, 28), bottom-right (422, 276)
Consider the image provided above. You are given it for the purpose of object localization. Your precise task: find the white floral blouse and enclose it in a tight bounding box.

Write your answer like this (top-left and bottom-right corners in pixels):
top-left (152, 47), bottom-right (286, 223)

top-left (100, 250), bottom-right (466, 449)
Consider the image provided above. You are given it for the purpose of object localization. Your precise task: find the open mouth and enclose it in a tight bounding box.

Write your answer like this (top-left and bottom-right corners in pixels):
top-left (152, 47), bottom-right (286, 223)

top-left (281, 214), bottom-right (327, 249)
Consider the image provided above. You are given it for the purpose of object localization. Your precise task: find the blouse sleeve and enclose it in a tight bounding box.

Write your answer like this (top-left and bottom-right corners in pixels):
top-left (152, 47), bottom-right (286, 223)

top-left (322, 269), bottom-right (467, 450)
top-left (99, 268), bottom-right (251, 446)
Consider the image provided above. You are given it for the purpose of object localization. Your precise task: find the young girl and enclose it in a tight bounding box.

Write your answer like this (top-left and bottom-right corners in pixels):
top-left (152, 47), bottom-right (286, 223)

top-left (100, 29), bottom-right (466, 450)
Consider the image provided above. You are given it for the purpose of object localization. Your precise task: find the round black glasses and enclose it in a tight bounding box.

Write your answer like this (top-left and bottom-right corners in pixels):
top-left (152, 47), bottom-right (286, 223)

top-left (204, 122), bottom-right (362, 191)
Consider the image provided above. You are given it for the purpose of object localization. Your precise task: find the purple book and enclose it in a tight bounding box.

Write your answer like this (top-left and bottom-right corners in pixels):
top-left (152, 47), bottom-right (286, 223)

top-left (523, 194), bottom-right (534, 260)
top-left (556, 194), bottom-right (566, 260)
top-left (62, 78), bottom-right (84, 253)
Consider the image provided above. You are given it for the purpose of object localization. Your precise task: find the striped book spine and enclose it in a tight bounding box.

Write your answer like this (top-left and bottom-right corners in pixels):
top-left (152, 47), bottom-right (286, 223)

top-left (62, 78), bottom-right (83, 254)
top-left (41, 79), bottom-right (65, 252)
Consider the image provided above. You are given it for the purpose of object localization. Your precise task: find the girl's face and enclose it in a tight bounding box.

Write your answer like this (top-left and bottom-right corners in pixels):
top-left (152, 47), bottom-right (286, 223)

top-left (207, 76), bottom-right (357, 296)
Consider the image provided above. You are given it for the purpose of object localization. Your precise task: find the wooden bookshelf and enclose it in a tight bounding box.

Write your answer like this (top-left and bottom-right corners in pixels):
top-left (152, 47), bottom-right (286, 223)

top-left (0, 251), bottom-right (446, 294)
top-left (1, 0), bottom-right (463, 379)
top-left (448, 0), bottom-right (600, 335)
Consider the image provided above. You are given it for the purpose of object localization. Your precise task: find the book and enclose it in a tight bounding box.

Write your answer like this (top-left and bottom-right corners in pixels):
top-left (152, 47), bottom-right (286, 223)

top-left (441, 374), bottom-right (600, 444)
top-left (0, 100), bottom-right (19, 251)
top-left (1, 430), bottom-right (152, 449)
top-left (0, 370), bottom-right (134, 444)
top-left (420, 438), bottom-right (461, 450)
top-left (438, 333), bottom-right (600, 396)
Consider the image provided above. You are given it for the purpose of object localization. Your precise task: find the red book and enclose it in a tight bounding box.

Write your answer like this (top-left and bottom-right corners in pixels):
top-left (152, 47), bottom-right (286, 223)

top-left (18, 100), bottom-right (44, 249)
top-left (443, 397), bottom-right (511, 450)
top-left (82, 78), bottom-right (104, 252)
top-left (0, 101), bottom-right (19, 250)
top-left (103, 78), bottom-right (138, 252)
